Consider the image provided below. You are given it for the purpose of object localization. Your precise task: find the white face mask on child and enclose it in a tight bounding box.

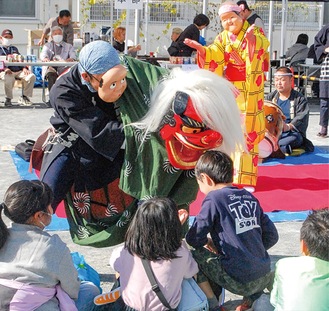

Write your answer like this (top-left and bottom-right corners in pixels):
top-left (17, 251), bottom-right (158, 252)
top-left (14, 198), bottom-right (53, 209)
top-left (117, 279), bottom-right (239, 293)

top-left (1, 38), bottom-right (12, 46)
top-left (53, 35), bottom-right (63, 44)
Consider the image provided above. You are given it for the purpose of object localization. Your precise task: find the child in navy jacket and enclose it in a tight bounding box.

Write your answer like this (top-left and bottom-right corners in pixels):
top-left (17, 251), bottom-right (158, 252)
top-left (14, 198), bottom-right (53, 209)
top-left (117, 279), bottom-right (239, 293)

top-left (186, 151), bottom-right (278, 311)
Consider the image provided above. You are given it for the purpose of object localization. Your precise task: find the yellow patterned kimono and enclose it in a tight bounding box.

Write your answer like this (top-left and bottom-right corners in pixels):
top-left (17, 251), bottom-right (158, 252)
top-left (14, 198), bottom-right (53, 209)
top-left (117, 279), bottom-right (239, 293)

top-left (200, 21), bottom-right (269, 186)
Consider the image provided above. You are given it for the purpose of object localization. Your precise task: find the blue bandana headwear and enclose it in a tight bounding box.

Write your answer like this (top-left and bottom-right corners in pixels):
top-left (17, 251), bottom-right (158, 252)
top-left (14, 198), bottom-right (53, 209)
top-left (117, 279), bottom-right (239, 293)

top-left (78, 41), bottom-right (120, 91)
top-left (78, 41), bottom-right (120, 75)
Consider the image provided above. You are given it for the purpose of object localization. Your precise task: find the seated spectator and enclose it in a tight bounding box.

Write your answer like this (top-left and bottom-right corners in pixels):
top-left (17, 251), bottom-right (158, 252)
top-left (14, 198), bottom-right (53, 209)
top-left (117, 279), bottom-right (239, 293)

top-left (285, 33), bottom-right (309, 71)
top-left (266, 66), bottom-right (314, 158)
top-left (186, 151), bottom-right (278, 311)
top-left (167, 14), bottom-right (210, 57)
top-left (112, 26), bottom-right (141, 57)
top-left (237, 0), bottom-right (266, 35)
top-left (98, 197), bottom-right (198, 310)
top-left (255, 208), bottom-right (329, 311)
top-left (0, 29), bottom-right (36, 106)
top-left (40, 26), bottom-right (76, 93)
top-left (0, 180), bottom-right (100, 310)
top-left (170, 27), bottom-right (183, 43)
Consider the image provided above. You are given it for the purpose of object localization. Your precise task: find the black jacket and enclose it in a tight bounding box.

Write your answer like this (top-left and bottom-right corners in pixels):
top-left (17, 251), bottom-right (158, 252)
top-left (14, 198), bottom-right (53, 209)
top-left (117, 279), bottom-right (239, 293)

top-left (41, 65), bottom-right (125, 191)
top-left (167, 24), bottom-right (199, 57)
top-left (266, 89), bottom-right (310, 136)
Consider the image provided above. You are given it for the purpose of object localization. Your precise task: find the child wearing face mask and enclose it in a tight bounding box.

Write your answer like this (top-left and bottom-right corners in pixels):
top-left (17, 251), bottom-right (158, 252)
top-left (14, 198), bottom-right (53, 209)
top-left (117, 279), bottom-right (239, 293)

top-left (0, 28), bottom-right (36, 106)
top-left (0, 180), bottom-right (100, 311)
top-left (40, 25), bottom-right (76, 94)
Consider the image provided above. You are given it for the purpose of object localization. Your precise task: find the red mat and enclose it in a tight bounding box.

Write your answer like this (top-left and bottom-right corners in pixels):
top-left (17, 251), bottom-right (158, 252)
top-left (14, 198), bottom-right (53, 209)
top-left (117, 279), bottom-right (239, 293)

top-left (190, 164), bottom-right (329, 215)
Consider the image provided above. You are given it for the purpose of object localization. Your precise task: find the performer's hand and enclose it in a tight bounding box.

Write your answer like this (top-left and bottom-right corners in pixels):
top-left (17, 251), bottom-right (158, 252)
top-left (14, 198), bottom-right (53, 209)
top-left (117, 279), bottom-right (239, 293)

top-left (184, 39), bottom-right (206, 59)
top-left (178, 209), bottom-right (189, 225)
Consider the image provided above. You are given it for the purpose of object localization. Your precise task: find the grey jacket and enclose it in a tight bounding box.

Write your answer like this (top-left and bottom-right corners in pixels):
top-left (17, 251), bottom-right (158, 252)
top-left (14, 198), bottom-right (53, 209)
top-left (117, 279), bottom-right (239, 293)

top-left (286, 43), bottom-right (309, 69)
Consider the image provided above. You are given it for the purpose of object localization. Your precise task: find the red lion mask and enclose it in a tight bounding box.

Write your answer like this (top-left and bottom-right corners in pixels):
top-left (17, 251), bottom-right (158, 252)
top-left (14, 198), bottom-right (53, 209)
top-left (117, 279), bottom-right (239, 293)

top-left (159, 91), bottom-right (223, 169)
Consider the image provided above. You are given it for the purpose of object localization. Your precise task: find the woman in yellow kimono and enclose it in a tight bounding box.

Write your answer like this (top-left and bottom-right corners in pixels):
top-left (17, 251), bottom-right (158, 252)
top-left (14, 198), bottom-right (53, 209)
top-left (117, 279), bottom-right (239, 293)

top-left (185, 0), bottom-right (269, 189)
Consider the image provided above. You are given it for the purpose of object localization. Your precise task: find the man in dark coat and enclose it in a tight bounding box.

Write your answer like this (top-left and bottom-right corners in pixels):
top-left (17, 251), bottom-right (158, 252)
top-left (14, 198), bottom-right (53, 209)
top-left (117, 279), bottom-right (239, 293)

top-left (167, 14), bottom-right (209, 57)
top-left (314, 23), bottom-right (329, 137)
top-left (266, 66), bottom-right (313, 158)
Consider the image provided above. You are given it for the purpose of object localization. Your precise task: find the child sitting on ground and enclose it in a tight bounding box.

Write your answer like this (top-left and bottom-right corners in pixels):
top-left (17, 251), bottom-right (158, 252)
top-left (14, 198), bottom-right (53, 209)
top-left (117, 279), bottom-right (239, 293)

top-left (268, 208), bottom-right (329, 311)
top-left (185, 150), bottom-right (279, 311)
top-left (100, 197), bottom-right (199, 310)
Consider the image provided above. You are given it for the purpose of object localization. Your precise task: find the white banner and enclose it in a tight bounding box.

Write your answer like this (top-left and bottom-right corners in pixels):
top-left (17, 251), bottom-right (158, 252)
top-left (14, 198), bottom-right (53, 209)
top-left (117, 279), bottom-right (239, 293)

top-left (114, 0), bottom-right (143, 10)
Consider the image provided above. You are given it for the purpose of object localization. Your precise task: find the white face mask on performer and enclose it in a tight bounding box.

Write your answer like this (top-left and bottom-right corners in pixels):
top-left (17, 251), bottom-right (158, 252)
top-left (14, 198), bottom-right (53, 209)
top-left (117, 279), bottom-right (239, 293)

top-left (1, 38), bottom-right (12, 46)
top-left (53, 35), bottom-right (63, 44)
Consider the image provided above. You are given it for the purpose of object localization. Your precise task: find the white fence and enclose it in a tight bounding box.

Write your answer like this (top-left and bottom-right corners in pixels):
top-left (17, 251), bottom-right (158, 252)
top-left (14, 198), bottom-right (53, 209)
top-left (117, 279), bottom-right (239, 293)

top-left (84, 0), bottom-right (325, 55)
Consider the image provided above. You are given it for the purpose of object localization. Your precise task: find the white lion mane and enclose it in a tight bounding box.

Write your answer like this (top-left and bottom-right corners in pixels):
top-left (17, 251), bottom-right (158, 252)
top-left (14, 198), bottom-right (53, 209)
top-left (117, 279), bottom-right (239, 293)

top-left (131, 68), bottom-right (247, 156)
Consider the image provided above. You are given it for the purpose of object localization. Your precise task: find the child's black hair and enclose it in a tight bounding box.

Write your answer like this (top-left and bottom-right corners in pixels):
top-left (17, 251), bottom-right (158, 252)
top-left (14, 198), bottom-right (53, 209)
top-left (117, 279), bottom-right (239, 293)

top-left (125, 197), bottom-right (182, 261)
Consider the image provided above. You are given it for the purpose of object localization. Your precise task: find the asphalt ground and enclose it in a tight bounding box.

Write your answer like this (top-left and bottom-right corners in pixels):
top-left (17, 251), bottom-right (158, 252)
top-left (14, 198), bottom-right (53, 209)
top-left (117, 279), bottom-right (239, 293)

top-left (0, 82), bottom-right (328, 310)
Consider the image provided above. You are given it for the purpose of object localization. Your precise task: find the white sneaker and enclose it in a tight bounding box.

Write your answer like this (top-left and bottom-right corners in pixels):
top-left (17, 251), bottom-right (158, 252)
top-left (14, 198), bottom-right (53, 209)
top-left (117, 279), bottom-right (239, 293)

top-left (18, 96), bottom-right (33, 106)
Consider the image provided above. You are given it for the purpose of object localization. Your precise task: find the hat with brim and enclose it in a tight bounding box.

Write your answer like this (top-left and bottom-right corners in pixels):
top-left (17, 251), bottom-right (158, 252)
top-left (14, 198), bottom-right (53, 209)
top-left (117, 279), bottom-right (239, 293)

top-left (1, 29), bottom-right (13, 37)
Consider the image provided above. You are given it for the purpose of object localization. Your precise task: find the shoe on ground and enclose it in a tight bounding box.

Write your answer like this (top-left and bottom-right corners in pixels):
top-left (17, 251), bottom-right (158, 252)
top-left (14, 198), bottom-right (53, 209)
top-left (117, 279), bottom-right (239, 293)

top-left (284, 144), bottom-right (292, 156)
top-left (317, 132), bottom-right (327, 138)
top-left (18, 95), bottom-right (33, 106)
top-left (290, 148), bottom-right (306, 157)
top-left (4, 97), bottom-right (12, 107)
top-left (94, 287), bottom-right (121, 305)
top-left (317, 126), bottom-right (328, 137)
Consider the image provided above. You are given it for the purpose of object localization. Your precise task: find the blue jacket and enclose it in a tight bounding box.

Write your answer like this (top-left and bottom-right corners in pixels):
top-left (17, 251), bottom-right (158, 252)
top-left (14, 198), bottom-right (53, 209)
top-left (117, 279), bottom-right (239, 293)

top-left (186, 186), bottom-right (278, 283)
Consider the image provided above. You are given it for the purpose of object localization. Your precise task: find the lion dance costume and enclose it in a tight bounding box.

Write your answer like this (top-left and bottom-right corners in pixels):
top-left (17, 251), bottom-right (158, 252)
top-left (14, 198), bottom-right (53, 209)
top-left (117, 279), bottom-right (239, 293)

top-left (42, 55), bottom-right (245, 247)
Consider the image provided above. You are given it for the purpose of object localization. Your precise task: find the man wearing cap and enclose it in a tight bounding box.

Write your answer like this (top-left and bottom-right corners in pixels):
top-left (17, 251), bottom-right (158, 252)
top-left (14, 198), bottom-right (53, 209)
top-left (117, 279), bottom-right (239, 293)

top-left (38, 10), bottom-right (74, 46)
top-left (266, 66), bottom-right (313, 158)
top-left (0, 29), bottom-right (36, 106)
top-left (40, 41), bottom-right (128, 212)
top-left (184, 0), bottom-right (269, 190)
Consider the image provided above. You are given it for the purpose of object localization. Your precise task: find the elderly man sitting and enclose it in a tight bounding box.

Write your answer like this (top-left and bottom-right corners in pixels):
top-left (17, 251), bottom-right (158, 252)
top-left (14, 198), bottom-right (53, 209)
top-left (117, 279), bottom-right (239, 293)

top-left (40, 26), bottom-right (76, 93)
top-left (265, 66), bottom-right (314, 158)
